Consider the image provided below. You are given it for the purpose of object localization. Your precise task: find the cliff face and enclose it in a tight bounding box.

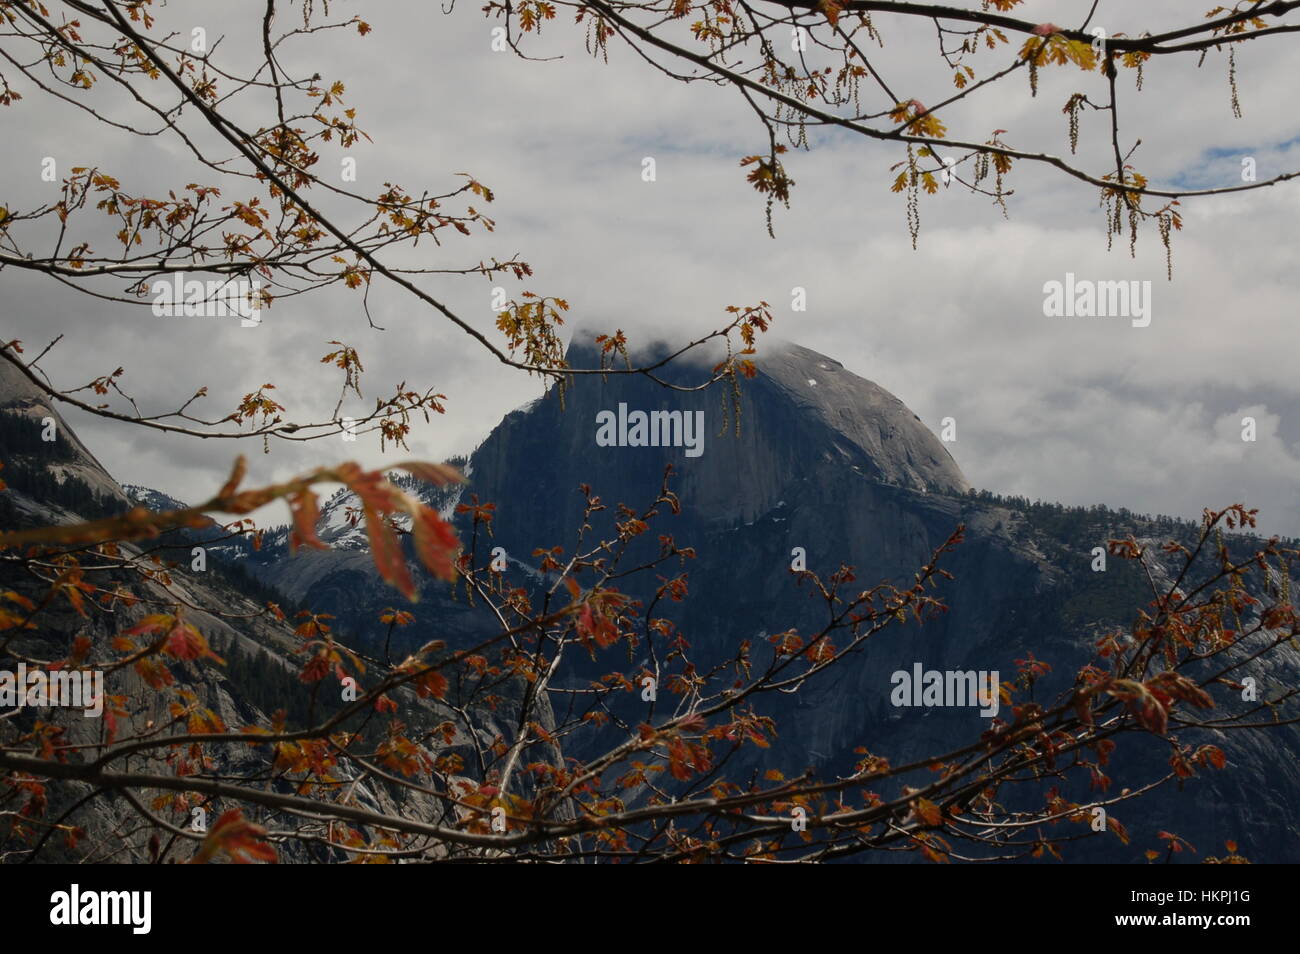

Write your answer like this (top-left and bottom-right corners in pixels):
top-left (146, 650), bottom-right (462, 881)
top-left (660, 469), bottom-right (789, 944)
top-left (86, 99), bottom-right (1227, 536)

top-left (465, 336), bottom-right (1054, 718)
top-left (0, 358), bottom-right (131, 515)
top-left (469, 340), bottom-right (968, 542)
top-left (462, 340), bottom-right (1040, 767)
top-left (455, 337), bottom-right (1299, 862)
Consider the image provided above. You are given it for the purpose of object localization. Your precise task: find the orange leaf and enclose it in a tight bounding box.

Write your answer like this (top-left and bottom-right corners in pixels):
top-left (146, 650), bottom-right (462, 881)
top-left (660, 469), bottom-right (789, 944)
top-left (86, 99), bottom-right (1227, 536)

top-left (191, 809), bottom-right (277, 864)
top-left (913, 797), bottom-right (943, 827)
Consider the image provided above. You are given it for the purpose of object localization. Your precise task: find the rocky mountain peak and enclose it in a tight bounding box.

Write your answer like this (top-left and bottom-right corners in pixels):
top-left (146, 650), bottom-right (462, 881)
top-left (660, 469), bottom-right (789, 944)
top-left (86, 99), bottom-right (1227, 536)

top-left (0, 355), bottom-right (130, 511)
top-left (742, 340), bottom-right (968, 496)
top-left (464, 336), bottom-right (967, 547)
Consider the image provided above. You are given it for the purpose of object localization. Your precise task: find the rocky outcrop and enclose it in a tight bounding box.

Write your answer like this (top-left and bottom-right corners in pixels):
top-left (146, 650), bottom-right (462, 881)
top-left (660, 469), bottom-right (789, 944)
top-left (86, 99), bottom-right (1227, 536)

top-left (0, 356), bottom-right (131, 508)
top-left (453, 336), bottom-right (1299, 862)
top-left (0, 356), bottom-right (541, 863)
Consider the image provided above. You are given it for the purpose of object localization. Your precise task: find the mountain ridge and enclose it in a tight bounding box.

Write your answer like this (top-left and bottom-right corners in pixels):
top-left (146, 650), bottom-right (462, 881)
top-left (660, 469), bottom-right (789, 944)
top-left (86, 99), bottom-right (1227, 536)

top-left (6, 340), bottom-right (1298, 861)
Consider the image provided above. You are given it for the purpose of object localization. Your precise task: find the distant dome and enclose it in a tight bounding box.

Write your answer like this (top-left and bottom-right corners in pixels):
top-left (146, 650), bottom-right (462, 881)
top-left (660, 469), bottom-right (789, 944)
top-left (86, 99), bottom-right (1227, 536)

top-left (755, 341), bottom-right (969, 496)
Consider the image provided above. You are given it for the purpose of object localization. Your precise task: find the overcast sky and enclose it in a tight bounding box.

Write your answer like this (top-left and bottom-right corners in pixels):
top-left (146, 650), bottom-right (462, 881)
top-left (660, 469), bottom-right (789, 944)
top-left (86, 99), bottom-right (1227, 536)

top-left (2, 0), bottom-right (1298, 536)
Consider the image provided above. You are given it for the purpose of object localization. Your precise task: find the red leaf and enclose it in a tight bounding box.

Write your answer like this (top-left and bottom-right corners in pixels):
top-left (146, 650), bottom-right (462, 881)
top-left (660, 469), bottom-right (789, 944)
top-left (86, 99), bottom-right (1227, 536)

top-left (300, 655), bottom-right (330, 683)
top-left (410, 507), bottom-right (459, 581)
top-left (287, 488), bottom-right (326, 552)
top-left (676, 713), bottom-right (707, 733)
top-left (164, 621), bottom-right (223, 663)
top-left (124, 613), bottom-right (174, 637)
top-left (363, 506), bottom-right (415, 600)
top-left (415, 669), bottom-right (449, 700)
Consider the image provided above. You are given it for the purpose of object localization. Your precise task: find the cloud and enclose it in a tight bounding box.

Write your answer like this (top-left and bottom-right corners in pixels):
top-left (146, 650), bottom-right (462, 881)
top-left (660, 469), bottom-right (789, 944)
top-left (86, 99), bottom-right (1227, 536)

top-left (1, 0), bottom-right (1296, 535)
